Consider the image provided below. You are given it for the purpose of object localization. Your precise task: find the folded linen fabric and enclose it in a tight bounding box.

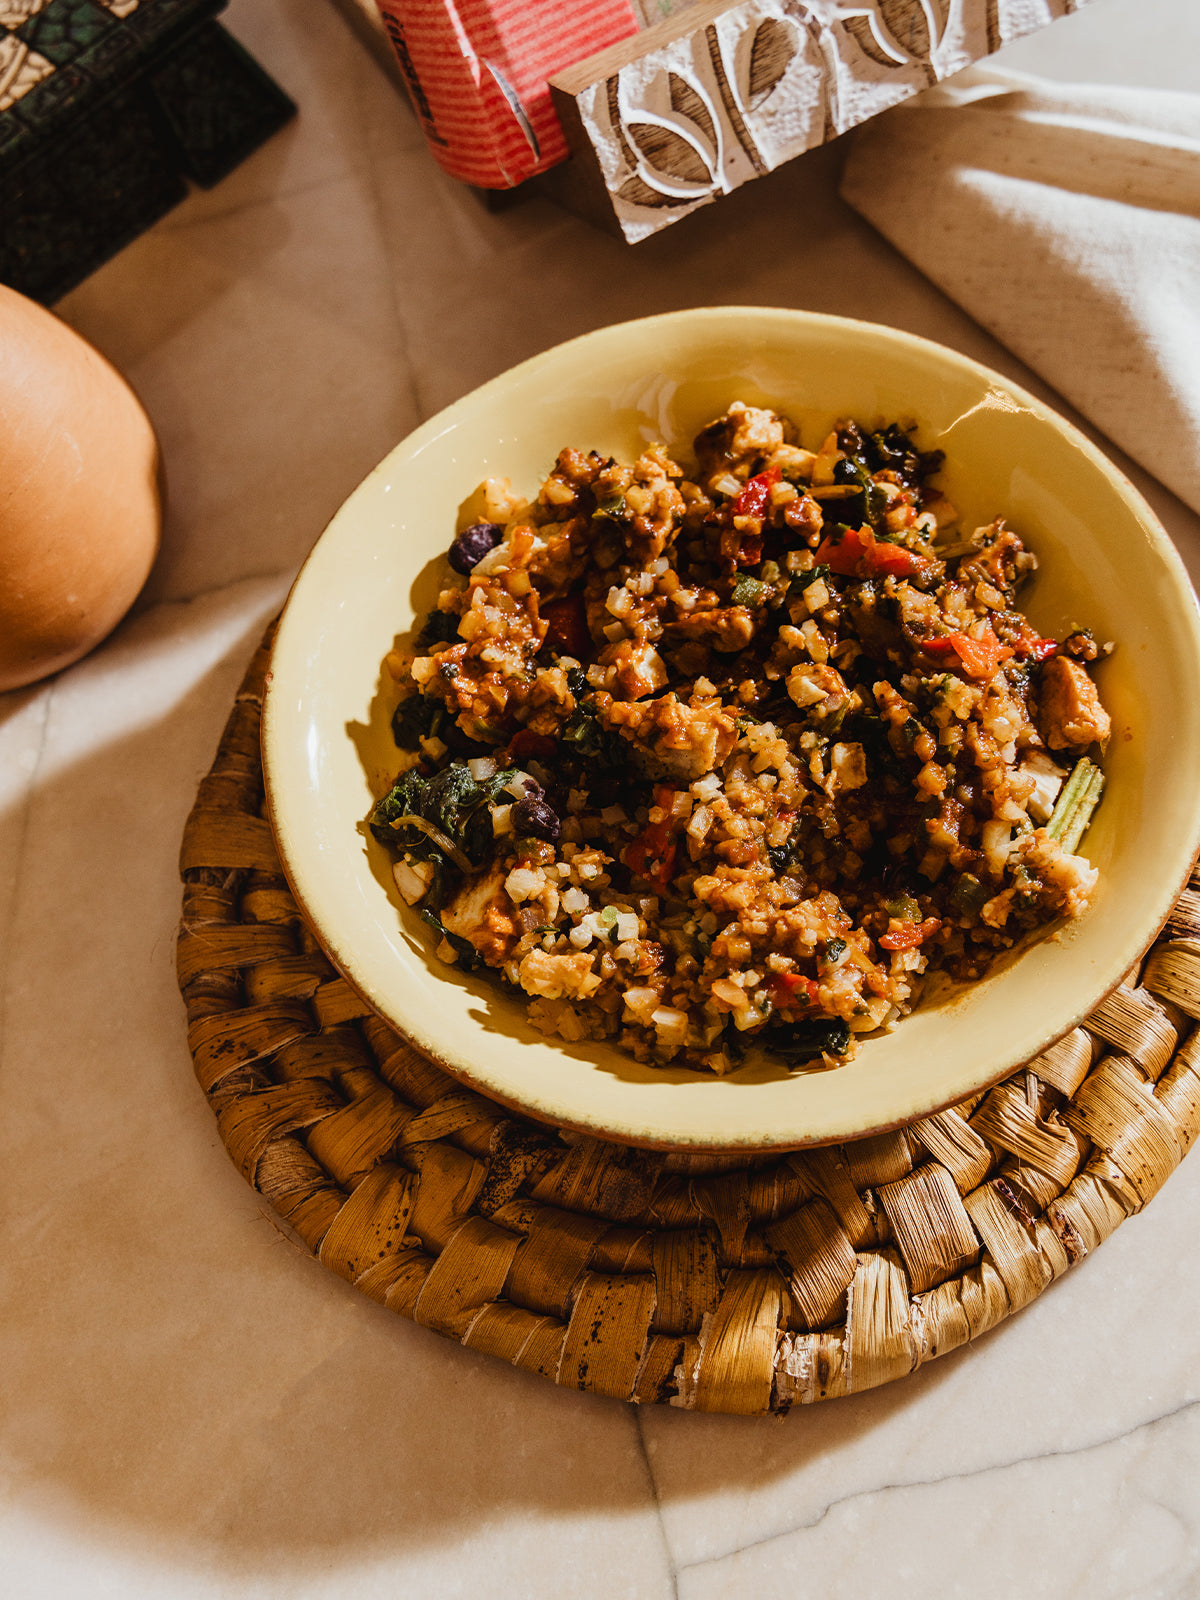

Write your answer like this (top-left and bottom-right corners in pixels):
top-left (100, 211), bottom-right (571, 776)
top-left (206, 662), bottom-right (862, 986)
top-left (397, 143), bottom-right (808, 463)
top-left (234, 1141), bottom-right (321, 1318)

top-left (839, 70), bottom-right (1200, 516)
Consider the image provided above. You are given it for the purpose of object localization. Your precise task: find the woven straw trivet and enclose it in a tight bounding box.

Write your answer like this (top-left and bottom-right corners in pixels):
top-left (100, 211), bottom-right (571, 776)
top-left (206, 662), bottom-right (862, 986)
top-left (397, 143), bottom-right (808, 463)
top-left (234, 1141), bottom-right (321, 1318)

top-left (178, 626), bottom-right (1200, 1415)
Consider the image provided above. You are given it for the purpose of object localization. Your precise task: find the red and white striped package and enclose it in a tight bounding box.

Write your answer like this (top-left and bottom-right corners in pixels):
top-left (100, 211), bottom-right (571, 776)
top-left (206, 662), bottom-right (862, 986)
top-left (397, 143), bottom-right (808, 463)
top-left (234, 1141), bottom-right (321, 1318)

top-left (375, 0), bottom-right (640, 188)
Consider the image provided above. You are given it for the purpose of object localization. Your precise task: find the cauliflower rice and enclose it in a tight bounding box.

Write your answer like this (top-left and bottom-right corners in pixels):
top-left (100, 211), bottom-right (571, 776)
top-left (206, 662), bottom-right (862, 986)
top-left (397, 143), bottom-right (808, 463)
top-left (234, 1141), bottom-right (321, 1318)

top-left (368, 403), bottom-right (1111, 1073)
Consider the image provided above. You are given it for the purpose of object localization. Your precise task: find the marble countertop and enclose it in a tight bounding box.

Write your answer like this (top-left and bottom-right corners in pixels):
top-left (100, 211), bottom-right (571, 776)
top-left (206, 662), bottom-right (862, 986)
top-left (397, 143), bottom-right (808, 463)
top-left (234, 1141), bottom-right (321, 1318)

top-left (4, 1), bottom-right (1200, 1594)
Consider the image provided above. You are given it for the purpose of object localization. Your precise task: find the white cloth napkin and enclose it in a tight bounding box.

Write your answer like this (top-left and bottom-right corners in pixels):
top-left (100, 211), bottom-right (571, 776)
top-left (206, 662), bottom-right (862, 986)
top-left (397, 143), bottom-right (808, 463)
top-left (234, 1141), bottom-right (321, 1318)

top-left (839, 69), bottom-right (1200, 516)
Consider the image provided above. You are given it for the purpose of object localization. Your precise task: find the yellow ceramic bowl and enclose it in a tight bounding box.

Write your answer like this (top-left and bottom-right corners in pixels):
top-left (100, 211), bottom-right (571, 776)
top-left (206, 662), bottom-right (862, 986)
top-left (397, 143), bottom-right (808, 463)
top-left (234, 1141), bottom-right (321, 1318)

top-left (262, 307), bottom-right (1200, 1151)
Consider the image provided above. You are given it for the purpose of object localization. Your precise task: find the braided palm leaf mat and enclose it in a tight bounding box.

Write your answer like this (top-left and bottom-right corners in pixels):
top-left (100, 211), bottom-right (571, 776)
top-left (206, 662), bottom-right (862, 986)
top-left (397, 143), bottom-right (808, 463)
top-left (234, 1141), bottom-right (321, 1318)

top-left (178, 627), bottom-right (1200, 1414)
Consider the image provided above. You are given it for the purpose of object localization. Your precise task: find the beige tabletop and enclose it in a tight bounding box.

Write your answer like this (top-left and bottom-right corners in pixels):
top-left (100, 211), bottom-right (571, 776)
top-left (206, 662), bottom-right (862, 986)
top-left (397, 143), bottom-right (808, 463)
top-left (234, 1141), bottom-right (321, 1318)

top-left (3, 0), bottom-right (1200, 1595)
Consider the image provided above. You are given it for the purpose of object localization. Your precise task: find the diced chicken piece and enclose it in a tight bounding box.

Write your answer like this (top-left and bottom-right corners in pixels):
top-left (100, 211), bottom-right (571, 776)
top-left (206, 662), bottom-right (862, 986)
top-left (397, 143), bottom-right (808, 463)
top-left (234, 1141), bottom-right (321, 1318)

top-left (601, 693), bottom-right (737, 783)
top-left (1038, 656), bottom-right (1111, 751)
top-left (1019, 749), bottom-right (1067, 824)
top-left (457, 475), bottom-right (525, 530)
top-left (940, 675), bottom-right (981, 721)
top-left (894, 581), bottom-right (941, 632)
top-left (766, 442), bottom-right (816, 481)
top-left (693, 403), bottom-right (785, 474)
top-left (726, 403), bottom-right (785, 459)
top-left (517, 947), bottom-right (602, 1001)
top-left (786, 661), bottom-right (846, 711)
top-left (829, 742), bottom-right (868, 792)
top-left (1012, 829), bottom-right (1099, 919)
top-left (441, 865), bottom-right (505, 935)
top-left (605, 640), bottom-right (669, 700)
top-left (441, 865), bottom-right (517, 963)
top-left (956, 520), bottom-right (1036, 595)
top-left (666, 604), bottom-right (756, 654)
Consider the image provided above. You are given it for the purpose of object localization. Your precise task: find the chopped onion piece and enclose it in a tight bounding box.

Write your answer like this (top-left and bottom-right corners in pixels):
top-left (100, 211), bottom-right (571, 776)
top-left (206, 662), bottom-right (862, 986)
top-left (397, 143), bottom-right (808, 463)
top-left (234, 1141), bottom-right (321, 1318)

top-left (623, 987), bottom-right (660, 1024)
top-left (392, 858), bottom-right (433, 905)
top-left (491, 803), bottom-right (513, 836)
top-left (982, 820), bottom-right (1014, 876)
top-left (1021, 750), bottom-right (1067, 825)
top-left (651, 1007), bottom-right (689, 1043)
top-left (505, 866), bottom-right (543, 903)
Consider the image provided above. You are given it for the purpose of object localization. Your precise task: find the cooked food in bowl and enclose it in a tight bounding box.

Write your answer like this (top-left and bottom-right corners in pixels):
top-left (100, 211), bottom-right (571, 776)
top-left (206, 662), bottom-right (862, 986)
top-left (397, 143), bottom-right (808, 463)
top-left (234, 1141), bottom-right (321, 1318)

top-left (263, 308), bottom-right (1200, 1150)
top-left (368, 401), bottom-right (1111, 1074)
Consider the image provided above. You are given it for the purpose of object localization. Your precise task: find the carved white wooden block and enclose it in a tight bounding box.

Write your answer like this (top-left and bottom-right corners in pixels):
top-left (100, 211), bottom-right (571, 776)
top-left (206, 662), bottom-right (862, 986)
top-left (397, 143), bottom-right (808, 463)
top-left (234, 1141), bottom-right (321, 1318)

top-left (550, 0), bottom-right (1093, 240)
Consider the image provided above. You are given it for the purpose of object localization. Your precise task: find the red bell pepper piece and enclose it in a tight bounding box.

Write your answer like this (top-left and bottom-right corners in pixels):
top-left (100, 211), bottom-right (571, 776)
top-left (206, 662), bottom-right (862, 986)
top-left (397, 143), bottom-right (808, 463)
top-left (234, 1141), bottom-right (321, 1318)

top-left (540, 593), bottom-right (590, 659)
top-left (770, 971), bottom-right (820, 1008)
top-left (1010, 626), bottom-right (1058, 662)
top-left (814, 525), bottom-right (923, 580)
top-left (879, 917), bottom-right (942, 951)
top-left (947, 628), bottom-right (1011, 679)
top-left (624, 826), bottom-right (676, 892)
top-left (1025, 638), bottom-right (1059, 662)
top-left (815, 524), bottom-right (871, 576)
top-left (921, 626), bottom-right (1012, 679)
top-left (648, 843), bottom-right (677, 894)
top-left (624, 787), bottom-right (684, 893)
top-left (733, 466), bottom-right (780, 521)
top-left (866, 542), bottom-right (923, 579)
top-left (509, 729), bottom-right (558, 760)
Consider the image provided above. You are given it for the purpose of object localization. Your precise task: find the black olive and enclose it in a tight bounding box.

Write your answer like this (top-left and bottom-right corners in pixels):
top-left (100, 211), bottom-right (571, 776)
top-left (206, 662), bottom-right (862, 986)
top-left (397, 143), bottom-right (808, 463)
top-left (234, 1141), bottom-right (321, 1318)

top-left (448, 522), bottom-right (503, 574)
top-left (513, 793), bottom-right (561, 843)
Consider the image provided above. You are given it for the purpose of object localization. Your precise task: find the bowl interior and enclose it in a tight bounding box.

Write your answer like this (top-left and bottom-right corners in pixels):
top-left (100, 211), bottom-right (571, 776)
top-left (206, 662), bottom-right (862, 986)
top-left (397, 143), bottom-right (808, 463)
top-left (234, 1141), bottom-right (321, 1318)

top-left (262, 307), bottom-right (1200, 1150)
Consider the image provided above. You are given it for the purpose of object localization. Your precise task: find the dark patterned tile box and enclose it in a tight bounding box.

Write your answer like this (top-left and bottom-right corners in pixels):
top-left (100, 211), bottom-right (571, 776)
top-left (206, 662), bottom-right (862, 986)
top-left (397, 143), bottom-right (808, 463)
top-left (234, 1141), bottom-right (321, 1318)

top-left (1, 0), bottom-right (295, 302)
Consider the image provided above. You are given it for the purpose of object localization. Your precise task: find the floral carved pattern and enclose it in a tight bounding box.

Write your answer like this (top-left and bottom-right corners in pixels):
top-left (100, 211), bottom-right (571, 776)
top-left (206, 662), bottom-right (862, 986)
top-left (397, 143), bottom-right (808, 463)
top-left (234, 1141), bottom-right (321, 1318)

top-left (613, 14), bottom-right (796, 209)
top-left (670, 70), bottom-right (717, 151)
top-left (841, 0), bottom-right (949, 80)
top-left (563, 0), bottom-right (1097, 238)
top-left (613, 65), bottom-right (722, 207)
top-left (745, 15), bottom-right (798, 109)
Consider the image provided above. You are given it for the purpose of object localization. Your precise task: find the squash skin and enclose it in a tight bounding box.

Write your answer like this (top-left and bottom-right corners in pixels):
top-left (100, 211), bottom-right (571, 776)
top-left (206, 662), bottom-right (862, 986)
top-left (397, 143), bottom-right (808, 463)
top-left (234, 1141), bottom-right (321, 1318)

top-left (0, 284), bottom-right (161, 692)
